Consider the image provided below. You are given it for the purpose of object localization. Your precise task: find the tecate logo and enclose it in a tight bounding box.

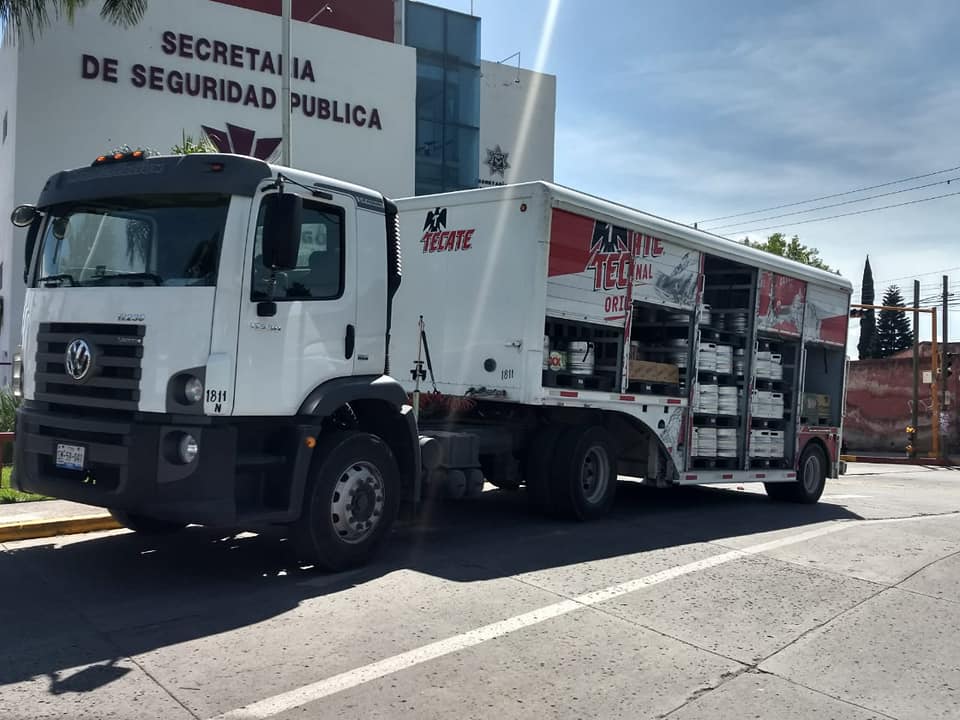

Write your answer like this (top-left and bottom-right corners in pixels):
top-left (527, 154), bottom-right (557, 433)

top-left (421, 208), bottom-right (475, 254)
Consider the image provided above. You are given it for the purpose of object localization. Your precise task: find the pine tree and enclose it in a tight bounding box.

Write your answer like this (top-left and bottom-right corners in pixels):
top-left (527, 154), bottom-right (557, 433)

top-left (875, 285), bottom-right (914, 358)
top-left (858, 256), bottom-right (877, 359)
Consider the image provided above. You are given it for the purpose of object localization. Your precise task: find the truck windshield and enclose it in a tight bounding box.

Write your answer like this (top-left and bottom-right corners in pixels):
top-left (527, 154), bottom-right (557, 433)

top-left (34, 194), bottom-right (230, 288)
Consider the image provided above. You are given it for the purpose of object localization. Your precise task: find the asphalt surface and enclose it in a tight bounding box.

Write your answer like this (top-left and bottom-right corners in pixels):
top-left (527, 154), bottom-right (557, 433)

top-left (2, 464), bottom-right (959, 720)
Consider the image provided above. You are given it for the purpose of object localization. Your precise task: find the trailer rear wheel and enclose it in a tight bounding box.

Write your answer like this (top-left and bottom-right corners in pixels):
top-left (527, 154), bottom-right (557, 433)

top-left (525, 424), bottom-right (563, 514)
top-left (765, 444), bottom-right (826, 504)
top-left (108, 509), bottom-right (185, 535)
top-left (294, 431), bottom-right (400, 571)
top-left (549, 426), bottom-right (617, 520)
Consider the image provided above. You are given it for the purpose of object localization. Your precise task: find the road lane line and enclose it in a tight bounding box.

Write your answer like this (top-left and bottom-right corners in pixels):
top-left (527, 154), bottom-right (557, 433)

top-left (211, 514), bottom-right (958, 720)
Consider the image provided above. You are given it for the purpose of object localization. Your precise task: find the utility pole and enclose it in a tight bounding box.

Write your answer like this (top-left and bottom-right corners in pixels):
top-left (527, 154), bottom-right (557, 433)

top-left (943, 276), bottom-right (949, 452)
top-left (932, 306), bottom-right (940, 460)
top-left (281, 0), bottom-right (292, 166)
top-left (912, 279), bottom-right (920, 459)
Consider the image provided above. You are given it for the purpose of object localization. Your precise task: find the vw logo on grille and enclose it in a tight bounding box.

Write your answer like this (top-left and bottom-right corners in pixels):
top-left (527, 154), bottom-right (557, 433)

top-left (65, 339), bottom-right (93, 381)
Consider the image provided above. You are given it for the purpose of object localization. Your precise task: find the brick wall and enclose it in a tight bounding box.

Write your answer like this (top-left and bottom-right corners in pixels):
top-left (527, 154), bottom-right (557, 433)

top-left (844, 342), bottom-right (960, 453)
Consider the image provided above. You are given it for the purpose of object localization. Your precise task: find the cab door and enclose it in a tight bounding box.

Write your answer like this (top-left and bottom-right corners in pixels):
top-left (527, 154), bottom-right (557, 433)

top-left (233, 189), bottom-right (357, 415)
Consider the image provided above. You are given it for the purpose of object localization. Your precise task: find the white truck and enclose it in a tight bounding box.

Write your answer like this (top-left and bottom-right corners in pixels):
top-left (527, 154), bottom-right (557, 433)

top-left (9, 152), bottom-right (852, 570)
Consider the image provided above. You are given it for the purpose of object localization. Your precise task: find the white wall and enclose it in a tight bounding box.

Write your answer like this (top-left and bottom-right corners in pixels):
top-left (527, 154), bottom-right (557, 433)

top-left (0, 40), bottom-right (19, 386)
top-left (14, 0), bottom-right (416, 198)
top-left (478, 60), bottom-right (555, 187)
top-left (4, 0), bottom-right (417, 366)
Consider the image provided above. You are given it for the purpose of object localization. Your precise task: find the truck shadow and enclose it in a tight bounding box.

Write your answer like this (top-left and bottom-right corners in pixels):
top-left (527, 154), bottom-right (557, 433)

top-left (0, 482), bottom-right (861, 693)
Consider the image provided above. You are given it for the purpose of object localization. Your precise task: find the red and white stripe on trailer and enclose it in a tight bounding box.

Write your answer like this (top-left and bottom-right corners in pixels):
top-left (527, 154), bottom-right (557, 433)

top-left (679, 470), bottom-right (797, 485)
top-left (544, 389), bottom-right (686, 406)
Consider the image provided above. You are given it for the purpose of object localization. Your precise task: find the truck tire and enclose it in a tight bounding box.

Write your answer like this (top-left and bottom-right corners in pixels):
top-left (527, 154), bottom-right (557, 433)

top-left (108, 509), bottom-right (185, 534)
top-left (548, 426), bottom-right (617, 521)
top-left (765, 444), bottom-right (826, 504)
top-left (525, 424), bottom-right (563, 514)
top-left (293, 431), bottom-right (400, 572)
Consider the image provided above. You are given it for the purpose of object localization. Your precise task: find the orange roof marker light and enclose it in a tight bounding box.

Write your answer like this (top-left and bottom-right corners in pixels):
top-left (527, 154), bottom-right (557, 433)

top-left (91, 147), bottom-right (153, 166)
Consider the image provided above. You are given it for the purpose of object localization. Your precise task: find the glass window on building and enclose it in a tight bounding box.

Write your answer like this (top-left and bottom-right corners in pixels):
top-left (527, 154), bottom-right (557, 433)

top-left (406, 2), bottom-right (480, 195)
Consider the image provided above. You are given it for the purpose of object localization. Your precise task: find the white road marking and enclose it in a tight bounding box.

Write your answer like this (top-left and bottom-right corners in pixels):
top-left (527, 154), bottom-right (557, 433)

top-left (211, 513), bottom-right (958, 720)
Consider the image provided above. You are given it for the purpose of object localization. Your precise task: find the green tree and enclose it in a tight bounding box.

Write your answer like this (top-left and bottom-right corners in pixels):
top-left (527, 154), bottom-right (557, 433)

top-left (741, 232), bottom-right (834, 272)
top-left (171, 130), bottom-right (217, 155)
top-left (1, 0), bottom-right (146, 44)
top-left (875, 284), bottom-right (914, 358)
top-left (858, 255), bottom-right (877, 359)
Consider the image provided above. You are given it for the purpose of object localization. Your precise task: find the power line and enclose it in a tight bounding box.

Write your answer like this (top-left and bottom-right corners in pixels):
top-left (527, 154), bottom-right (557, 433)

top-left (696, 163), bottom-right (960, 224)
top-left (853, 267), bottom-right (960, 292)
top-left (705, 176), bottom-right (960, 231)
top-left (723, 189), bottom-right (960, 236)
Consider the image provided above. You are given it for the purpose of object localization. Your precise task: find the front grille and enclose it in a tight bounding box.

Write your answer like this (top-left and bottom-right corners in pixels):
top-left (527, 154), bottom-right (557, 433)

top-left (35, 322), bottom-right (145, 412)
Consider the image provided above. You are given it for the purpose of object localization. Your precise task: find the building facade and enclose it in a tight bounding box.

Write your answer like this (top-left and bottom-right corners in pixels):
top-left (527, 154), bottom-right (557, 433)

top-left (0, 0), bottom-right (557, 385)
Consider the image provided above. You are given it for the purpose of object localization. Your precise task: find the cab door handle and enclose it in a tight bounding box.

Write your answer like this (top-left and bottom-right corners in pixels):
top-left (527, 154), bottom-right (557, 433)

top-left (345, 324), bottom-right (355, 359)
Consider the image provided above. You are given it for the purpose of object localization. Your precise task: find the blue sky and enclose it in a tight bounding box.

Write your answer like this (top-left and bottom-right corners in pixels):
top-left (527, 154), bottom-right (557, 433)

top-left (429, 0), bottom-right (960, 347)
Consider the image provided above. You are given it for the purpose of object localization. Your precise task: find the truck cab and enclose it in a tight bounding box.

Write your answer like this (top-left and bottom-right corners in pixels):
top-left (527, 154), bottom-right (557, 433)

top-left (11, 152), bottom-right (419, 569)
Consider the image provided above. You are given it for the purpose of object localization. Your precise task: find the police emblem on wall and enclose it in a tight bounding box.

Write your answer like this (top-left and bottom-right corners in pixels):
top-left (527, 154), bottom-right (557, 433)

top-left (484, 145), bottom-right (511, 177)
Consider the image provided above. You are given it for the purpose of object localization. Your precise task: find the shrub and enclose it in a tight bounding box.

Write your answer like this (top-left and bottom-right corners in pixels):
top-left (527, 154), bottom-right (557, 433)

top-left (0, 389), bottom-right (18, 465)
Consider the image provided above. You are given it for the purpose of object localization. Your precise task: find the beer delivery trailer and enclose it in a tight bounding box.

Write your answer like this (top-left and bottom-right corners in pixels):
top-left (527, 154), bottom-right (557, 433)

top-left (10, 153), bottom-right (852, 569)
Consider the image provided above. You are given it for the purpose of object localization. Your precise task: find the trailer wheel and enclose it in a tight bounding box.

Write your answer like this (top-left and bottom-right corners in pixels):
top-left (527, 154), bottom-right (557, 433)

top-left (294, 431), bottom-right (400, 571)
top-left (108, 509), bottom-right (185, 534)
top-left (765, 444), bottom-right (826, 504)
top-left (525, 424), bottom-right (564, 514)
top-left (549, 426), bottom-right (617, 520)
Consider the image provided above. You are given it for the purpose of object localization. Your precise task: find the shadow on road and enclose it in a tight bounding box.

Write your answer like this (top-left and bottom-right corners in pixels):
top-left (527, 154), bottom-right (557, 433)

top-left (0, 482), bottom-right (861, 692)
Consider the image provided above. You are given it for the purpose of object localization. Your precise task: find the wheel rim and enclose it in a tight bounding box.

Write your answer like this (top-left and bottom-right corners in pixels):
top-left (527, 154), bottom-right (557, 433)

top-left (802, 453), bottom-right (822, 494)
top-left (580, 445), bottom-right (610, 505)
top-left (330, 461), bottom-right (386, 544)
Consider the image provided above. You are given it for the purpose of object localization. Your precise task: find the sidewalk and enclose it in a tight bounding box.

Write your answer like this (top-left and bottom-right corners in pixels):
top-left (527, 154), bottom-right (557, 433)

top-left (841, 451), bottom-right (956, 466)
top-left (0, 499), bottom-right (119, 543)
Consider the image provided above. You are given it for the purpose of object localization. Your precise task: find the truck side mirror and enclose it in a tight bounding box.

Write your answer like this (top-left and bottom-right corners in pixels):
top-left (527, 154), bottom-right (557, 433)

top-left (261, 193), bottom-right (302, 270)
top-left (23, 214), bottom-right (42, 285)
top-left (10, 205), bottom-right (38, 228)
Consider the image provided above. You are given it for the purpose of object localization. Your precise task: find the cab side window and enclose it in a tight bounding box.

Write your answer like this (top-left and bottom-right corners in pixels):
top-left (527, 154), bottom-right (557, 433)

top-left (252, 198), bottom-right (344, 301)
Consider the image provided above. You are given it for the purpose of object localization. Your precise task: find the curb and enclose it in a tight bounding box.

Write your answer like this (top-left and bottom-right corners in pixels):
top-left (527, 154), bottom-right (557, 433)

top-left (840, 454), bottom-right (949, 466)
top-left (0, 515), bottom-right (121, 543)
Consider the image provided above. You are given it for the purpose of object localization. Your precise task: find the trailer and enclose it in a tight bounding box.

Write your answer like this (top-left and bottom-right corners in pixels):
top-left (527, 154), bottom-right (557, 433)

top-left (9, 153), bottom-right (851, 571)
top-left (391, 182), bottom-right (852, 506)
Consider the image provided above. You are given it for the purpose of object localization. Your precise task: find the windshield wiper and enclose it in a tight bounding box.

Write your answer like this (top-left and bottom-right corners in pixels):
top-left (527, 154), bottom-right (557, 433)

top-left (88, 272), bottom-right (165, 286)
top-left (36, 274), bottom-right (77, 287)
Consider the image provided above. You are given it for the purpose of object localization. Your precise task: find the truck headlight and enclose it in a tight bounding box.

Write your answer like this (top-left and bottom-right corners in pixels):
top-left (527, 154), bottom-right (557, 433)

top-left (12, 346), bottom-right (23, 399)
top-left (183, 376), bottom-right (204, 404)
top-left (178, 433), bottom-right (199, 464)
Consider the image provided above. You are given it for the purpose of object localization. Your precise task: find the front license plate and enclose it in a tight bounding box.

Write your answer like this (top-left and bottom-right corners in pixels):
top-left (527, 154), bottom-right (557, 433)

top-left (55, 443), bottom-right (86, 471)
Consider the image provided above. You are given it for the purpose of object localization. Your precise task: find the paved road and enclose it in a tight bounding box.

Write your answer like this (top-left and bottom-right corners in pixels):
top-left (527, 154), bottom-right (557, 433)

top-left (2, 465), bottom-right (959, 720)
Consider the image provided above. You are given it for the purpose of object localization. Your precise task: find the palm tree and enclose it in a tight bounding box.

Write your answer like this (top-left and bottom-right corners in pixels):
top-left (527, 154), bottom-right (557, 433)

top-left (1, 0), bottom-right (146, 44)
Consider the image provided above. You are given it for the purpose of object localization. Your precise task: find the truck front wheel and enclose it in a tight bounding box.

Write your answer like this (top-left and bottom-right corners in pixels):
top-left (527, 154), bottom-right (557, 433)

top-left (293, 431), bottom-right (401, 572)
